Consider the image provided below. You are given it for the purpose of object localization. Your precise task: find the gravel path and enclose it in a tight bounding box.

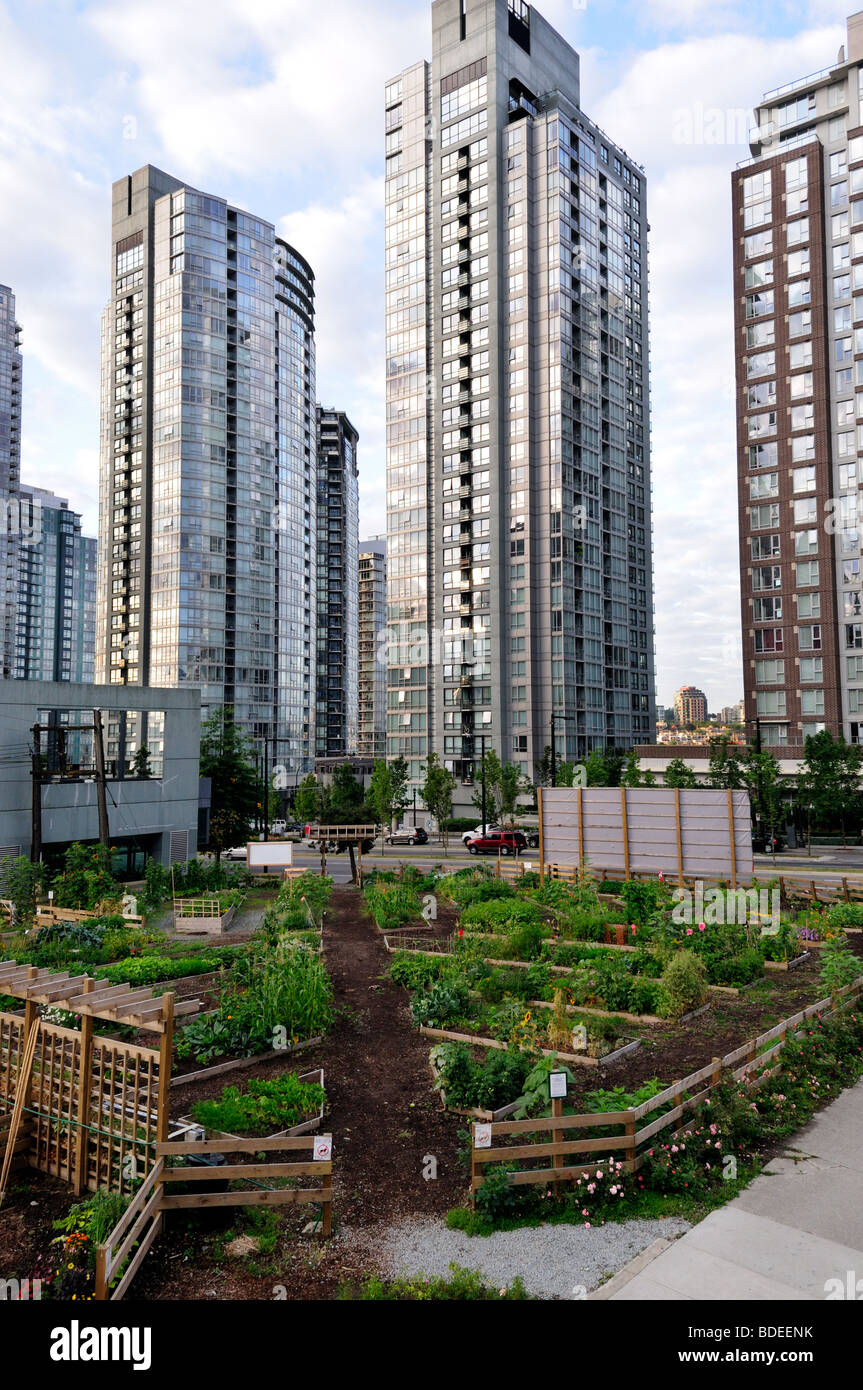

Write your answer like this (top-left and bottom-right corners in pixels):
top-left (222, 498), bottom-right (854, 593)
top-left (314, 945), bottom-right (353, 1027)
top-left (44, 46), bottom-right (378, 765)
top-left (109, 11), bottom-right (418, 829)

top-left (373, 1215), bottom-right (692, 1299)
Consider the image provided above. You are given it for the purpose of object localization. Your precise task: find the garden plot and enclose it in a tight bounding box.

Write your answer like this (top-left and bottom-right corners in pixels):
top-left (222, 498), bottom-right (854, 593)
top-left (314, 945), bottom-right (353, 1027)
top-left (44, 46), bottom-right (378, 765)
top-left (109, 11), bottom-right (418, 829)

top-left (375, 865), bottom-right (863, 1124)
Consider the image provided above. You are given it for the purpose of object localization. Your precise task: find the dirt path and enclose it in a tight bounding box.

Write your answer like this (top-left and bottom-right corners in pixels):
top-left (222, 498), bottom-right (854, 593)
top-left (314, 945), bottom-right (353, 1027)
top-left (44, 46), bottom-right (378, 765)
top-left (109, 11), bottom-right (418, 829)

top-left (130, 885), bottom-right (467, 1299)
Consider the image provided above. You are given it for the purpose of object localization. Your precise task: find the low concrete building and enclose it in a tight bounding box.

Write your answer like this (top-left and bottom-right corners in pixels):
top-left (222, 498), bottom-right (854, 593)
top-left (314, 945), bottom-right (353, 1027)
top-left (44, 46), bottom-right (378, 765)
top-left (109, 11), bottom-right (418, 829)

top-left (0, 680), bottom-right (201, 873)
top-left (633, 745), bottom-right (802, 785)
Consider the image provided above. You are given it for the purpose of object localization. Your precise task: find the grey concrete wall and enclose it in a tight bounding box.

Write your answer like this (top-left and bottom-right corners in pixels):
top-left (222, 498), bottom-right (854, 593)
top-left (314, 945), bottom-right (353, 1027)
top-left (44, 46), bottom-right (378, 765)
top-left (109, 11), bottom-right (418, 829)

top-left (0, 681), bottom-right (201, 865)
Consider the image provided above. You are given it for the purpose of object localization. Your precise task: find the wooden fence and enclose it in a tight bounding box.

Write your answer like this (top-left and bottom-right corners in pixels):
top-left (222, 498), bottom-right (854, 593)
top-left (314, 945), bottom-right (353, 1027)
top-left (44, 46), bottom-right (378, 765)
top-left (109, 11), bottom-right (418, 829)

top-left (493, 857), bottom-right (863, 907)
top-left (471, 977), bottom-right (863, 1198)
top-left (95, 1135), bottom-right (334, 1300)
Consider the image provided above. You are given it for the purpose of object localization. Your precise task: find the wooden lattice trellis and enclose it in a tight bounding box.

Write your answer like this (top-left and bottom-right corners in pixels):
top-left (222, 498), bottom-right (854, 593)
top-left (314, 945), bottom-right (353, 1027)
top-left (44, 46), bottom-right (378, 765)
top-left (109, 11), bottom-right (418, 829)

top-left (0, 964), bottom-right (201, 1196)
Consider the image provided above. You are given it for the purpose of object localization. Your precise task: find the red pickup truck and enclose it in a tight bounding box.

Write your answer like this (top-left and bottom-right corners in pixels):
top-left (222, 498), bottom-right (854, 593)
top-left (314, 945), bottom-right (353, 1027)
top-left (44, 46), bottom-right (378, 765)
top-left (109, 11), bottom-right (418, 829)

top-left (465, 830), bottom-right (527, 857)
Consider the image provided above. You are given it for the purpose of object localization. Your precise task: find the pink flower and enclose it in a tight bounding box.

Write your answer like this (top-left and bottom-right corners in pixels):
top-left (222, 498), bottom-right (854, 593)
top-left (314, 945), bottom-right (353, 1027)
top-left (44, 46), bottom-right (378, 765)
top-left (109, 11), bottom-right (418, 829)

top-left (686, 928), bottom-right (693, 936)
top-left (698, 923), bottom-right (706, 932)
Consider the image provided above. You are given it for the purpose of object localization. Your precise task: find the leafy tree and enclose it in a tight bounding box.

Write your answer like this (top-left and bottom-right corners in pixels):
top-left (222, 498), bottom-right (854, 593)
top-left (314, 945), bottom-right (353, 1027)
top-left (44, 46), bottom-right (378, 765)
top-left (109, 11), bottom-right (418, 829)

top-left (797, 730), bottom-right (863, 849)
top-left (584, 747), bottom-right (625, 788)
top-left (295, 773), bottom-right (321, 825)
top-left (556, 761), bottom-right (577, 788)
top-left (325, 763), bottom-right (367, 824)
top-left (621, 751), bottom-right (643, 787)
top-left (706, 736), bottom-right (743, 790)
top-left (471, 749), bottom-right (503, 823)
top-left (498, 762), bottom-right (528, 825)
top-left (131, 745), bottom-right (153, 780)
top-left (368, 757), bottom-right (410, 832)
top-left (200, 708), bottom-right (259, 860)
top-left (584, 748), bottom-right (610, 787)
top-left (664, 758), bottom-right (698, 789)
top-left (740, 748), bottom-right (785, 851)
top-left (421, 754), bottom-right (457, 854)
top-left (0, 855), bottom-right (43, 926)
top-left (533, 746), bottom-right (555, 789)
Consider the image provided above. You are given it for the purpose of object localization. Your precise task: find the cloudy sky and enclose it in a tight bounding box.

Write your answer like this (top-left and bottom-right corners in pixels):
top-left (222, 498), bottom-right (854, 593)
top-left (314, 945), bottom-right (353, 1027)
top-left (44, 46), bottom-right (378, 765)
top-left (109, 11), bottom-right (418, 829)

top-left (0, 0), bottom-right (856, 708)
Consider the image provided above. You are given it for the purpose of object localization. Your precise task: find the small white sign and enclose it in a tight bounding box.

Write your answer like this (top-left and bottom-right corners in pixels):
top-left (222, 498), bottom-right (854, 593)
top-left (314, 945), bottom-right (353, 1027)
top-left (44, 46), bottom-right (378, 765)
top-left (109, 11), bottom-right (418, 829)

top-left (474, 1124), bottom-right (492, 1149)
top-left (313, 1135), bottom-right (333, 1162)
top-left (549, 1071), bottom-right (568, 1099)
top-left (523, 862), bottom-right (533, 872)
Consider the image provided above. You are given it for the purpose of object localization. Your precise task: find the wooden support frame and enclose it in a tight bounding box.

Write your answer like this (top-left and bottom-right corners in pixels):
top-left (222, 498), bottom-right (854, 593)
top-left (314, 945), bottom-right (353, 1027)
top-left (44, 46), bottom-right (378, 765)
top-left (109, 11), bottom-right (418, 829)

top-left (620, 787), bottom-right (631, 881)
top-left (727, 789), bottom-right (738, 890)
top-left (674, 788), bottom-right (684, 888)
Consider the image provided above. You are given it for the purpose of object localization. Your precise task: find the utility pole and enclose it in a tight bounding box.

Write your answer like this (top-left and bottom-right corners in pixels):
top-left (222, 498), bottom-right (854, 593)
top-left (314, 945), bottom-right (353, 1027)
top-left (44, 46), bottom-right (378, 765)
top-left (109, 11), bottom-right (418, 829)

top-left (30, 724), bottom-right (42, 866)
top-left (263, 735), bottom-right (270, 841)
top-left (477, 734), bottom-right (488, 830)
top-left (92, 709), bottom-right (111, 849)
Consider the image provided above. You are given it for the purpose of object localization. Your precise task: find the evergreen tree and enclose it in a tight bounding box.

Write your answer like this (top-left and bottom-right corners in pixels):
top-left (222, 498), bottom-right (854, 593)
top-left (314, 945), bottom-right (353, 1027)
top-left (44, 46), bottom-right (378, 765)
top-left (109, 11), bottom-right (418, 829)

top-left (200, 708), bottom-right (259, 859)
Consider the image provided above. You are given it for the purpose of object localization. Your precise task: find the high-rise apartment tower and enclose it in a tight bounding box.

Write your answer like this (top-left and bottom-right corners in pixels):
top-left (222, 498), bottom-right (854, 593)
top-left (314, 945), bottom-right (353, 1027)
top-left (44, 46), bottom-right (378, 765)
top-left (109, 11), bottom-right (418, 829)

top-left (385, 0), bottom-right (656, 805)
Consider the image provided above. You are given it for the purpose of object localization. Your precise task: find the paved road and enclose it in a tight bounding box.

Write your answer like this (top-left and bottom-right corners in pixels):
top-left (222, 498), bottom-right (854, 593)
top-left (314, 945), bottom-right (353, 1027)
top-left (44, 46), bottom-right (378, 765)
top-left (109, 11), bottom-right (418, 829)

top-left (282, 843), bottom-right (863, 886)
top-left (596, 1078), bottom-right (863, 1301)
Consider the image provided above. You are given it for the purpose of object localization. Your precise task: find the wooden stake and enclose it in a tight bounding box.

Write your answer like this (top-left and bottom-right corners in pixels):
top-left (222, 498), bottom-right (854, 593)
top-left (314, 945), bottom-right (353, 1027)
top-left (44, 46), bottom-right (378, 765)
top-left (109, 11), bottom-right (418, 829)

top-left (552, 1094), bottom-right (563, 1198)
top-left (621, 787), bottom-right (630, 881)
top-left (537, 786), bottom-right (545, 886)
top-left (0, 1021), bottom-right (40, 1206)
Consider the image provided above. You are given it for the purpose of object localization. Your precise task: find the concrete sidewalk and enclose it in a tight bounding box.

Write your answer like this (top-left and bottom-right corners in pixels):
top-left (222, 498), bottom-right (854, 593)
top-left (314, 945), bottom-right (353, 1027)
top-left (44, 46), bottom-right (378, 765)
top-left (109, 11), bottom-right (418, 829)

top-left (595, 1079), bottom-right (863, 1301)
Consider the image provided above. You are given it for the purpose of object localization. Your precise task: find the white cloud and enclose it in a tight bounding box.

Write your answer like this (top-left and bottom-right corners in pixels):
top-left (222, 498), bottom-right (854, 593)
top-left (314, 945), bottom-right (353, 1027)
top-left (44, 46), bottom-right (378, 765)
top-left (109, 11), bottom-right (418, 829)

top-left (86, 0), bottom-right (427, 186)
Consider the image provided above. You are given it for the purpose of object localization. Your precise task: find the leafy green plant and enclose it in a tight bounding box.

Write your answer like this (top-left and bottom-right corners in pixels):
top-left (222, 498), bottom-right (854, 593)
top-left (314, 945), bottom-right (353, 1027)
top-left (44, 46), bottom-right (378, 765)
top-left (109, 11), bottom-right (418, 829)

top-left (191, 1074), bottom-right (326, 1135)
top-left (411, 980), bottom-right (469, 1029)
top-left (512, 1056), bottom-right (576, 1118)
top-left (827, 902), bottom-right (863, 929)
top-left (461, 898), bottom-right (545, 932)
top-left (657, 950), bottom-right (709, 1020)
top-left (0, 855), bottom-right (43, 926)
top-left (51, 843), bottom-right (118, 911)
top-left (338, 1262), bottom-right (530, 1300)
top-left (620, 879), bottom-right (662, 926)
top-left (819, 937), bottom-right (863, 995)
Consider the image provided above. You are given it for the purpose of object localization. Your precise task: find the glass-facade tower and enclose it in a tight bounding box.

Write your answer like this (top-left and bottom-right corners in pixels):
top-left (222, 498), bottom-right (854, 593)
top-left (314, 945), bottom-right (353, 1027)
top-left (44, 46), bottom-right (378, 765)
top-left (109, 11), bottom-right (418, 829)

top-left (315, 408), bottom-right (359, 758)
top-left (96, 166), bottom-right (317, 774)
top-left (385, 0), bottom-right (656, 805)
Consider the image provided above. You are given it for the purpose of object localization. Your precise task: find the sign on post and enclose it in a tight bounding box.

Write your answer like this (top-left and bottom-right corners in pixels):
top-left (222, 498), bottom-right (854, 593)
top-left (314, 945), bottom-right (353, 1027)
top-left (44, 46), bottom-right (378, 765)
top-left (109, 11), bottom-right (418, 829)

top-left (246, 842), bottom-right (294, 872)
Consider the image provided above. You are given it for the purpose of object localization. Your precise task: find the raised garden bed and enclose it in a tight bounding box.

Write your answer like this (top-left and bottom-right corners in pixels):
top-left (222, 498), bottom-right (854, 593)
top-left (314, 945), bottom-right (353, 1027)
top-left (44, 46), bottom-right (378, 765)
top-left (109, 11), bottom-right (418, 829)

top-left (765, 952), bottom-right (811, 973)
top-left (172, 1034), bottom-right (323, 1086)
top-left (418, 1023), bottom-right (641, 1068)
top-left (173, 1068), bottom-right (326, 1140)
top-left (173, 897), bottom-right (244, 937)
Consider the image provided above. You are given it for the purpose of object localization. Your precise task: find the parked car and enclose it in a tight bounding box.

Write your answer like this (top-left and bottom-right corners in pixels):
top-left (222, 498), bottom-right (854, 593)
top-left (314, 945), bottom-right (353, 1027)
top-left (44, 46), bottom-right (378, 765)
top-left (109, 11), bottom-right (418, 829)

top-left (268, 820), bottom-right (287, 837)
top-left (222, 845), bottom-right (248, 862)
top-left (461, 823), bottom-right (501, 846)
top-left (385, 826), bottom-right (429, 846)
top-left (466, 830), bottom-right (527, 857)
